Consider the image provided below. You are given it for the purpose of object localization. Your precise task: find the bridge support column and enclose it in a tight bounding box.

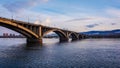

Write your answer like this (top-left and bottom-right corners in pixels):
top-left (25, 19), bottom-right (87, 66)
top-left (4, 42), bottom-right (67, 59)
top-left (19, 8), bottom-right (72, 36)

top-left (72, 38), bottom-right (79, 41)
top-left (60, 38), bottom-right (69, 42)
top-left (27, 38), bottom-right (42, 46)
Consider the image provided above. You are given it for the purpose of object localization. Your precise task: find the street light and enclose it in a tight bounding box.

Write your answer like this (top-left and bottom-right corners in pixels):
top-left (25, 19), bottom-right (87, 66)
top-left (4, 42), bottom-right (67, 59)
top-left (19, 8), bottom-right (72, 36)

top-left (28, 16), bottom-right (29, 23)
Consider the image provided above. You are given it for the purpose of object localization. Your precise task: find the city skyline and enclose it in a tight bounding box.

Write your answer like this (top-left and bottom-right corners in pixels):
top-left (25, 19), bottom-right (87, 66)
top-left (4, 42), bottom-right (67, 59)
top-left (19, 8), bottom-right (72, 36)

top-left (0, 0), bottom-right (120, 34)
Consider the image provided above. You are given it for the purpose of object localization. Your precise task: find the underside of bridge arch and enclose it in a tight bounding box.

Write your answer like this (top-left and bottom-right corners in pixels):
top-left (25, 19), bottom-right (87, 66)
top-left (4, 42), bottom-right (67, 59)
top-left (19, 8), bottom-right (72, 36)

top-left (79, 34), bottom-right (86, 39)
top-left (43, 30), bottom-right (68, 42)
top-left (54, 31), bottom-right (68, 42)
top-left (69, 33), bottom-right (79, 41)
top-left (79, 35), bottom-right (83, 39)
top-left (0, 22), bottom-right (38, 38)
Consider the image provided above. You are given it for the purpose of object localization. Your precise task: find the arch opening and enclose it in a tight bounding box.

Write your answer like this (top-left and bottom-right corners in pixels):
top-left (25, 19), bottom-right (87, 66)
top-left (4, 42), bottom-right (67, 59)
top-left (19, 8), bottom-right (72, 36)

top-left (69, 33), bottom-right (79, 41)
top-left (43, 29), bottom-right (68, 43)
top-left (0, 26), bottom-right (24, 38)
top-left (43, 32), bottom-right (59, 44)
top-left (0, 21), bottom-right (38, 38)
top-left (79, 34), bottom-right (86, 39)
top-left (79, 35), bottom-right (83, 39)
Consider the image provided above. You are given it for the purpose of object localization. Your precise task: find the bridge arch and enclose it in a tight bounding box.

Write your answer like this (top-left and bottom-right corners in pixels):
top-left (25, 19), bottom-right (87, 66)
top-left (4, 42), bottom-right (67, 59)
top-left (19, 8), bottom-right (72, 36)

top-left (79, 35), bottom-right (83, 39)
top-left (79, 34), bottom-right (86, 39)
top-left (69, 32), bottom-right (79, 41)
top-left (43, 29), bottom-right (68, 42)
top-left (0, 19), bottom-right (39, 38)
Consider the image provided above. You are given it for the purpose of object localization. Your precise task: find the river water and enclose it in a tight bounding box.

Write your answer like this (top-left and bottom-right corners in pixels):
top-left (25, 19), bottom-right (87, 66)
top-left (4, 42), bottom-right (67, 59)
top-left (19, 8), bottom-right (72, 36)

top-left (0, 38), bottom-right (120, 68)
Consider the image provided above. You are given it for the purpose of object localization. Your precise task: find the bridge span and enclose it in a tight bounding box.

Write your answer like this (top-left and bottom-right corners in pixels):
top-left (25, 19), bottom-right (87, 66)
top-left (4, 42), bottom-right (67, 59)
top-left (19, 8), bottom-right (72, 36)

top-left (0, 17), bottom-right (87, 46)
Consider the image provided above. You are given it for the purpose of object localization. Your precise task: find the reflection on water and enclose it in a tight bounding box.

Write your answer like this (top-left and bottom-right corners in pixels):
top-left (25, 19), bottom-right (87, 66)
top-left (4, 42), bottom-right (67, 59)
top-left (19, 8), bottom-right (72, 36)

top-left (0, 38), bottom-right (120, 68)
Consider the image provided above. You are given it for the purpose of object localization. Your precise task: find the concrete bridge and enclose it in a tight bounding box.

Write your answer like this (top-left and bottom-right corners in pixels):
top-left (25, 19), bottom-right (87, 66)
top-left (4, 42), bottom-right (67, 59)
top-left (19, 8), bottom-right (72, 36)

top-left (0, 17), bottom-right (86, 45)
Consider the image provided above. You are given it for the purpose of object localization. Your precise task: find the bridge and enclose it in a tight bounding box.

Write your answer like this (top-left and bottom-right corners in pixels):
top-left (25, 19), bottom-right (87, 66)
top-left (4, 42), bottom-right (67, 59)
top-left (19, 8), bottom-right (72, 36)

top-left (0, 17), bottom-right (87, 45)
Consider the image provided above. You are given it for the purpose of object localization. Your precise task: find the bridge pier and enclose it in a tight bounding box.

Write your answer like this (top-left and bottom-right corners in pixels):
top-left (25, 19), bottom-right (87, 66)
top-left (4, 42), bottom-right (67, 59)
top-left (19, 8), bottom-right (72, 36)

top-left (27, 38), bottom-right (42, 46)
top-left (60, 38), bottom-right (69, 42)
top-left (72, 38), bottom-right (79, 41)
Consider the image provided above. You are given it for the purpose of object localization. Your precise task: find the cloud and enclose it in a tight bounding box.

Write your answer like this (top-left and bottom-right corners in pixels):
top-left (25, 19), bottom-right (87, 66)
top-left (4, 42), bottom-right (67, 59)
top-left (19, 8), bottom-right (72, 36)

top-left (34, 17), bottom-right (52, 26)
top-left (65, 18), bottom-right (95, 22)
top-left (86, 24), bottom-right (99, 28)
top-left (34, 20), bottom-right (41, 24)
top-left (111, 23), bottom-right (117, 25)
top-left (42, 8), bottom-right (66, 15)
top-left (106, 8), bottom-right (120, 17)
top-left (43, 0), bottom-right (49, 2)
top-left (41, 17), bottom-right (51, 26)
top-left (3, 0), bottom-right (50, 13)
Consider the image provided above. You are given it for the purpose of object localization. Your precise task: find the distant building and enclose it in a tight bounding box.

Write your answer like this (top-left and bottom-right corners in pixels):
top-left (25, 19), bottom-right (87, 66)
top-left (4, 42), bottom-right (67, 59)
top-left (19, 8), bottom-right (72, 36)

top-left (3, 33), bottom-right (8, 37)
top-left (2, 33), bottom-right (25, 38)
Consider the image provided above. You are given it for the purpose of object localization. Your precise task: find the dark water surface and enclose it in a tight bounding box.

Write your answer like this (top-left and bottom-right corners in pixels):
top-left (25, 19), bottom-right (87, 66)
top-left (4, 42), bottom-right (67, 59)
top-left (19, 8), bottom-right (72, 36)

top-left (0, 38), bottom-right (120, 68)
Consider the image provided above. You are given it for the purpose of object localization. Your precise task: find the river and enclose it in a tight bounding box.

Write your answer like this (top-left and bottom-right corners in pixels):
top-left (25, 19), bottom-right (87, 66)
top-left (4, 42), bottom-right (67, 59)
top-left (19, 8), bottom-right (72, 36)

top-left (0, 38), bottom-right (120, 68)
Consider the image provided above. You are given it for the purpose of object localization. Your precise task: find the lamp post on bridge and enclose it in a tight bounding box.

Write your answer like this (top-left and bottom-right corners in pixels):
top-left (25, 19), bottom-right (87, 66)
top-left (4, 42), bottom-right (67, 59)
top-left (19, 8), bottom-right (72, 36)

top-left (11, 12), bottom-right (14, 20)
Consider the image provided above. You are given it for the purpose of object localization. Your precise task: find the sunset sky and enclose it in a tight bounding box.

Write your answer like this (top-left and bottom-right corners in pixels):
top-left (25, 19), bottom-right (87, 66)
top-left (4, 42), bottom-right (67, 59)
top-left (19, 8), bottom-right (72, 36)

top-left (0, 0), bottom-right (120, 34)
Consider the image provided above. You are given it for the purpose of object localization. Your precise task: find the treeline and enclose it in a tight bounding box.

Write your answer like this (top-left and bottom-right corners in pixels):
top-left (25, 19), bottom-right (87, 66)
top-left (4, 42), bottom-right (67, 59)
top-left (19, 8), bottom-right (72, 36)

top-left (87, 34), bottom-right (120, 38)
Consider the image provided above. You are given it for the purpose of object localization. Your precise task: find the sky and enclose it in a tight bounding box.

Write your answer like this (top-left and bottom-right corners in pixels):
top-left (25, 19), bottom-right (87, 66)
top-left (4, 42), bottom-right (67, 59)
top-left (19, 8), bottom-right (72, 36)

top-left (0, 0), bottom-right (120, 35)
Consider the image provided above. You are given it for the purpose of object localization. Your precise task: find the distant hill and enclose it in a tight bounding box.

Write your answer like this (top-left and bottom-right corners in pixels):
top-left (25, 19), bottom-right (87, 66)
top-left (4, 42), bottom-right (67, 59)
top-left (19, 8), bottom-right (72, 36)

top-left (81, 29), bottom-right (120, 38)
top-left (81, 29), bottom-right (120, 35)
top-left (44, 33), bottom-right (58, 38)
